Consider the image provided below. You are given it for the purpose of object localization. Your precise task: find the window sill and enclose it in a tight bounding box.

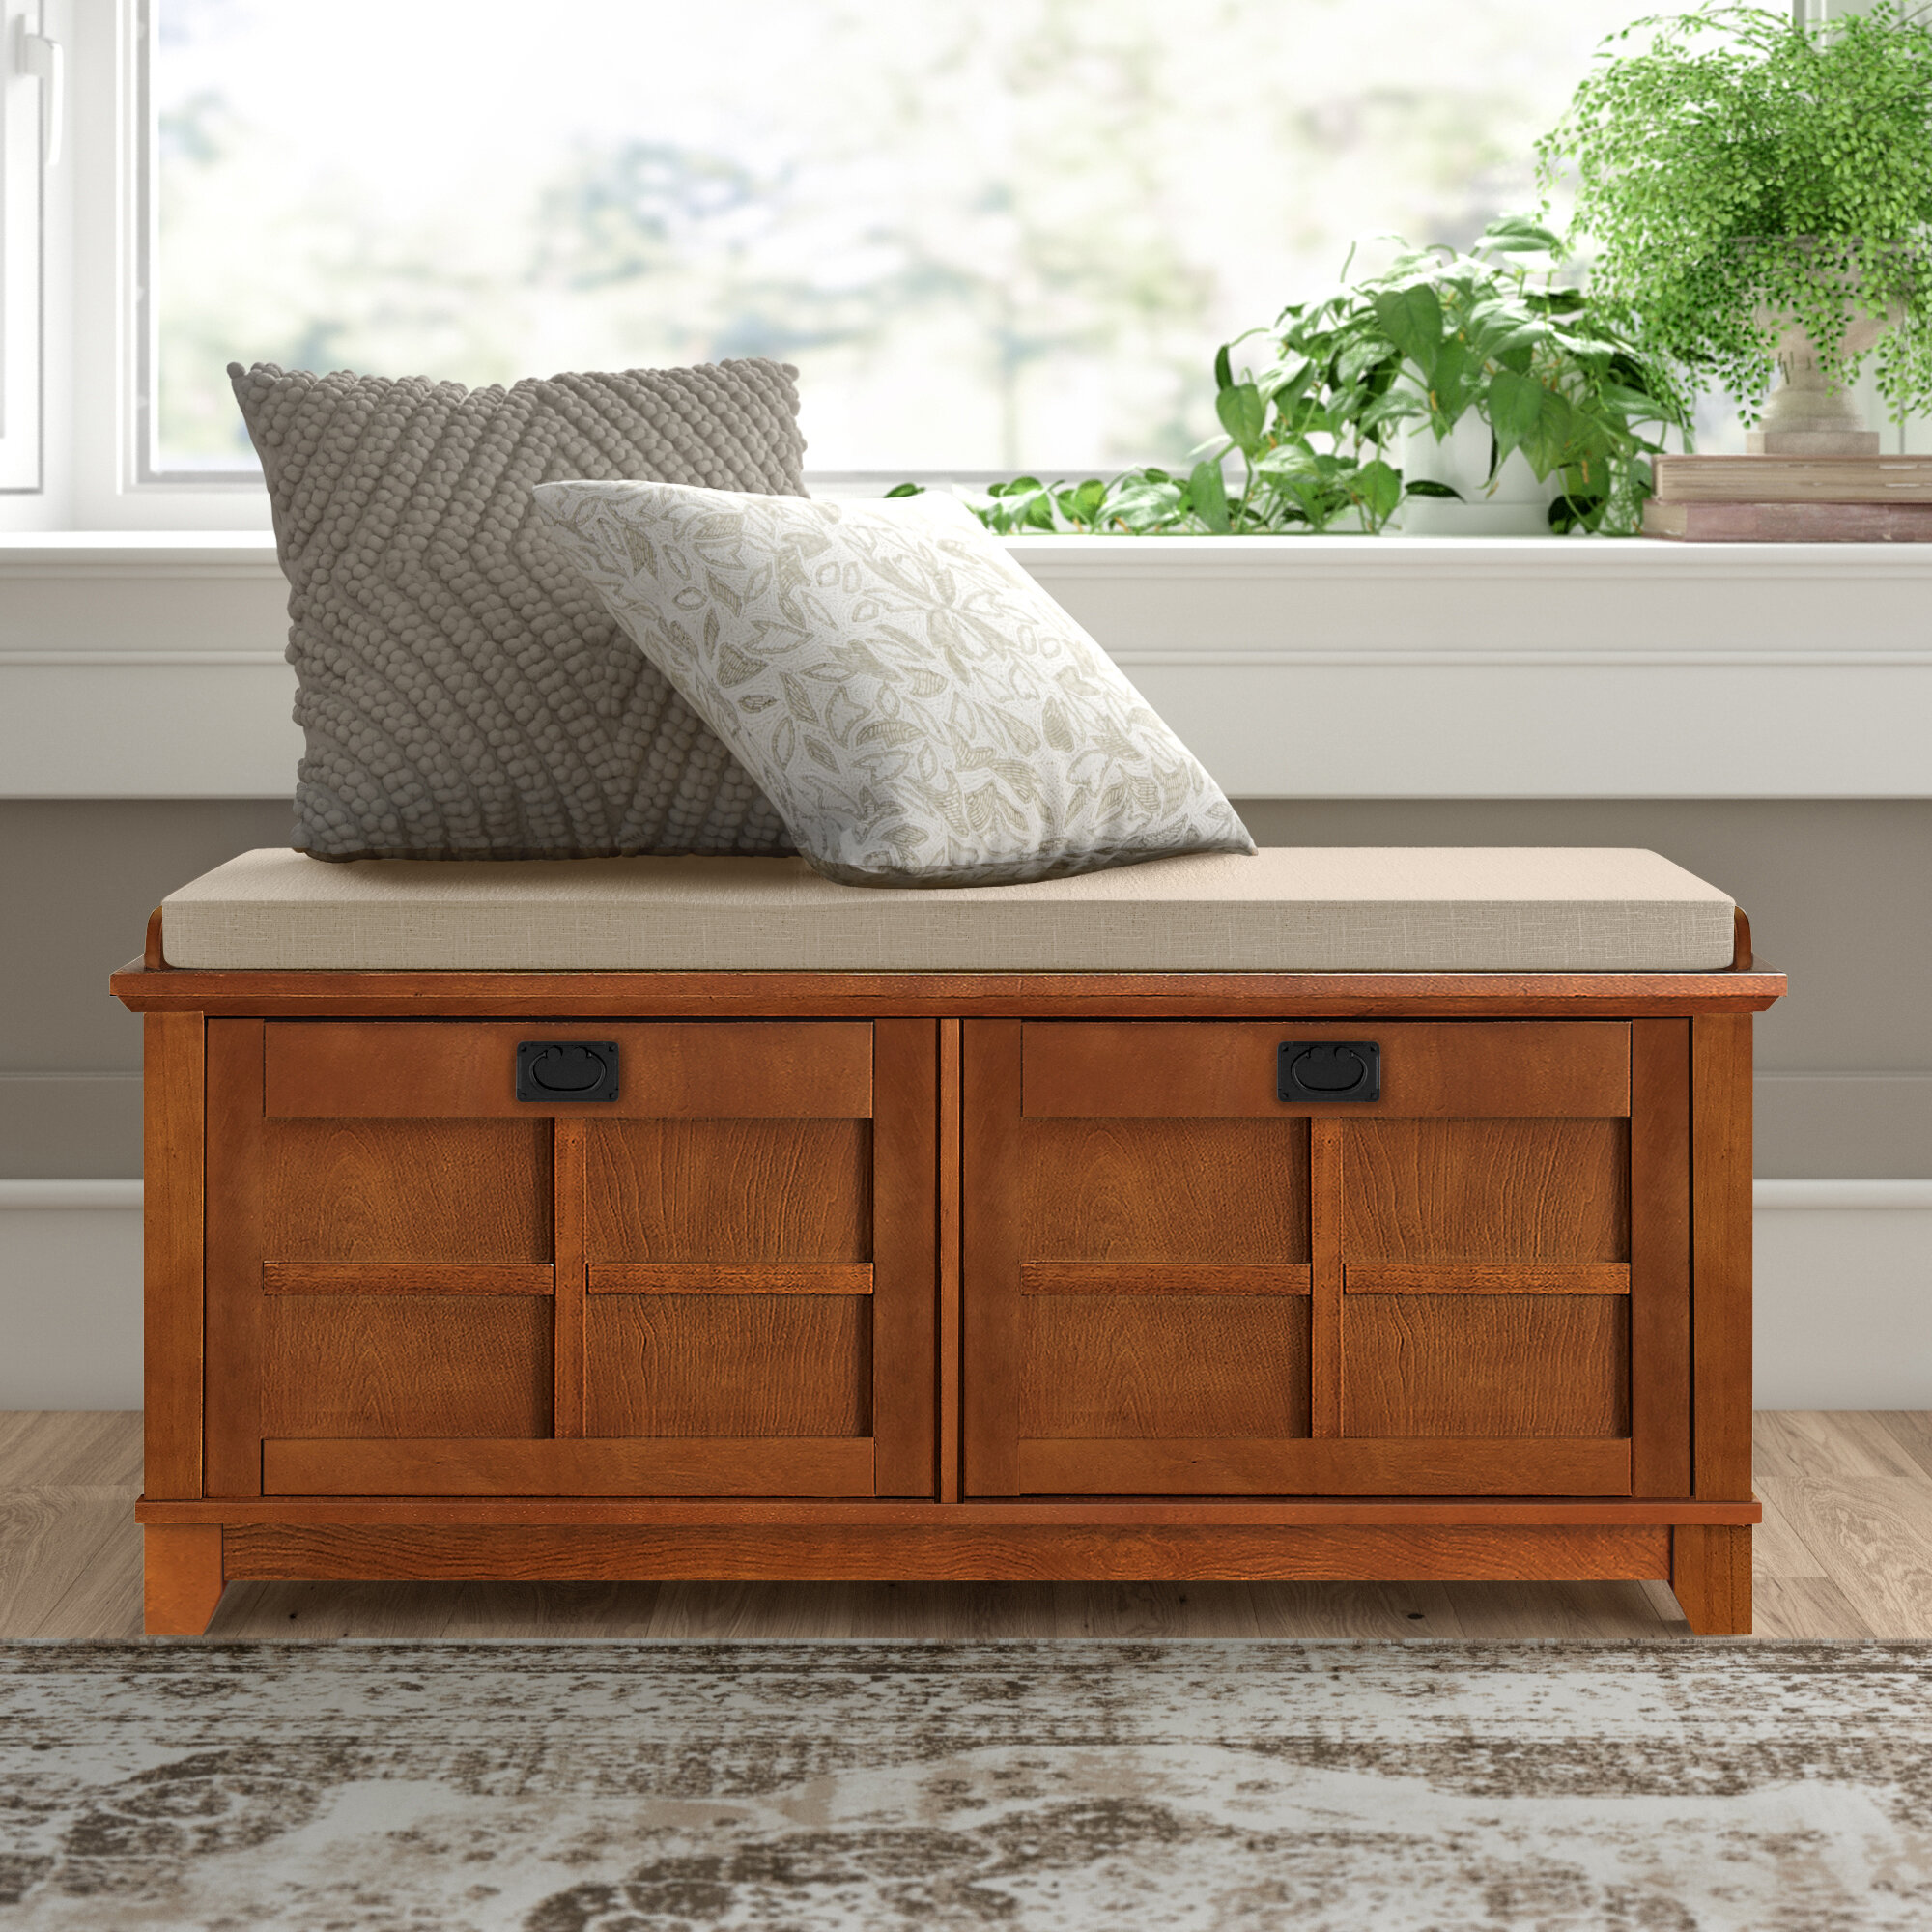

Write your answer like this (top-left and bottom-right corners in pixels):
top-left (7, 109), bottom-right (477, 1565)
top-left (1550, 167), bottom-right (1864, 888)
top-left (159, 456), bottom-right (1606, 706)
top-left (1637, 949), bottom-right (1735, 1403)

top-left (2, 532), bottom-right (1928, 800)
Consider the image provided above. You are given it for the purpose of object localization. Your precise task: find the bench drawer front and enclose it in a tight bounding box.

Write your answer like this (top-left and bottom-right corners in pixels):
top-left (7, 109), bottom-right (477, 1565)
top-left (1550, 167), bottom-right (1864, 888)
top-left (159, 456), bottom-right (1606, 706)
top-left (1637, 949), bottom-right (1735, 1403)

top-left (265, 1021), bottom-right (873, 1119)
top-left (966, 1018), bottom-right (1687, 1500)
top-left (210, 1018), bottom-right (934, 1501)
top-left (1022, 1021), bottom-right (1630, 1119)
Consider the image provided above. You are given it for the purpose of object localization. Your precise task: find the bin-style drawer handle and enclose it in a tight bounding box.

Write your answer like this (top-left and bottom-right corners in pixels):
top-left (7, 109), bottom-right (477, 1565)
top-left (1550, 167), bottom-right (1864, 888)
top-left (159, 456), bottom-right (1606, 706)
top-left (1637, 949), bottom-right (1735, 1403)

top-left (1278, 1039), bottom-right (1379, 1103)
top-left (517, 1040), bottom-right (620, 1102)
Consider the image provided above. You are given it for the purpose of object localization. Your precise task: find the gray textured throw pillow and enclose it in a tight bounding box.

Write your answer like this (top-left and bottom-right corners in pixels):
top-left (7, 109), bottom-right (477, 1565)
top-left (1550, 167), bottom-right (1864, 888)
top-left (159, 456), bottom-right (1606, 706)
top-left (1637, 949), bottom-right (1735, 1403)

top-left (232, 358), bottom-right (806, 859)
top-left (530, 481), bottom-right (1255, 887)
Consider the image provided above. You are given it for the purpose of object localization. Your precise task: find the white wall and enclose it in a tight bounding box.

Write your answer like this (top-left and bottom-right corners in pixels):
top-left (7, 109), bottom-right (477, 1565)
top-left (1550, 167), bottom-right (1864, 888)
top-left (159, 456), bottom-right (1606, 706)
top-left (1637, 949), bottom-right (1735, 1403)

top-left (4, 1182), bottom-right (1927, 1412)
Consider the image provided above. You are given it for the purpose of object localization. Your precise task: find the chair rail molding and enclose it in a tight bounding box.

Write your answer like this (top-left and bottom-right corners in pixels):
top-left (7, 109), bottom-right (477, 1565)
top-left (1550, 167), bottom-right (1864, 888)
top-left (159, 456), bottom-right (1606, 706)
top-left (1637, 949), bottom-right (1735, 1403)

top-left (4, 532), bottom-right (1932, 799)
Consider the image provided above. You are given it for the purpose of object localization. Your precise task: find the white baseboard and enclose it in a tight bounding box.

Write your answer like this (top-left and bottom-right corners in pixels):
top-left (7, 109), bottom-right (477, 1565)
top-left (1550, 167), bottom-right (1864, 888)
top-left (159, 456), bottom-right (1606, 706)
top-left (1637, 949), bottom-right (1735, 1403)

top-left (2, 1179), bottom-right (1928, 1412)
top-left (0, 1181), bottom-right (144, 1408)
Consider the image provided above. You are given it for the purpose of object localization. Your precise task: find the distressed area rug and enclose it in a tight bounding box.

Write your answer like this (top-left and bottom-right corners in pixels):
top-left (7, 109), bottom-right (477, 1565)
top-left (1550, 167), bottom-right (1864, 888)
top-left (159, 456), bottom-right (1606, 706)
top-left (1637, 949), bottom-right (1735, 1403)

top-left (2, 1640), bottom-right (1929, 1931)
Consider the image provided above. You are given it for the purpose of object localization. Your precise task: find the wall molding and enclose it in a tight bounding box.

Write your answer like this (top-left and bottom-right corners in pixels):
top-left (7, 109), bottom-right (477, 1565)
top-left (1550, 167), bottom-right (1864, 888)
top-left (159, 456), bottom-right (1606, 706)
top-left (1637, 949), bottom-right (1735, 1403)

top-left (1, 1179), bottom-right (1925, 1409)
top-left (6, 532), bottom-right (1932, 799)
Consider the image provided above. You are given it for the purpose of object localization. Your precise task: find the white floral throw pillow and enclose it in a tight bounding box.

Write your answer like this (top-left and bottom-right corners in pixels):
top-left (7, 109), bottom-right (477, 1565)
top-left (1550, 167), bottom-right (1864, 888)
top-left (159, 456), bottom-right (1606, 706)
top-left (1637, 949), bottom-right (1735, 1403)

top-left (529, 480), bottom-right (1254, 887)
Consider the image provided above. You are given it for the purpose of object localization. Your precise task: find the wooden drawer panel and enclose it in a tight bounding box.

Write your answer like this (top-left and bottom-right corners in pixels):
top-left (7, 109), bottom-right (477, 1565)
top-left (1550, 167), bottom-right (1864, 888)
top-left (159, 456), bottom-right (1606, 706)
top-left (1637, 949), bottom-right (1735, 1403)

top-left (1341, 1296), bottom-right (1631, 1439)
top-left (1344, 1119), bottom-right (1630, 1263)
top-left (1022, 1118), bottom-right (1309, 1262)
top-left (261, 1297), bottom-right (552, 1438)
top-left (265, 1022), bottom-right (873, 1119)
top-left (264, 1119), bottom-right (551, 1262)
top-left (585, 1295), bottom-right (872, 1438)
top-left (1020, 1298), bottom-right (1311, 1438)
top-left (588, 1118), bottom-right (871, 1262)
top-left (1022, 1022), bottom-right (1629, 1119)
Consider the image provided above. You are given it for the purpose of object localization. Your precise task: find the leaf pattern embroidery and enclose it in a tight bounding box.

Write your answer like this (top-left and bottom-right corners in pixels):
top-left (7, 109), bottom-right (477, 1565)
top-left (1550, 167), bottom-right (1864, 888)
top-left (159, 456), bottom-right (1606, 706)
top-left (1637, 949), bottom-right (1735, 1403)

top-left (531, 482), bottom-right (1254, 887)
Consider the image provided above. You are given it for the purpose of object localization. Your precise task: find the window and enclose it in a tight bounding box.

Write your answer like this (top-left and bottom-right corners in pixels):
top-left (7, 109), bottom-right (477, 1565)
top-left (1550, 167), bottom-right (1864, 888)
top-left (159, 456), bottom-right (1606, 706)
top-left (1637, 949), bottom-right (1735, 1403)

top-left (0, 0), bottom-right (52, 492)
top-left (146, 0), bottom-right (1705, 485)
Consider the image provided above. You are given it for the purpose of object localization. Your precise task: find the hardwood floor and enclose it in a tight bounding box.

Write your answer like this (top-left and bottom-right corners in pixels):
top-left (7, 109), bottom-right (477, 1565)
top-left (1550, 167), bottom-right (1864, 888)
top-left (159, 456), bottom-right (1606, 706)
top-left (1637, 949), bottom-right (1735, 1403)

top-left (0, 1411), bottom-right (1921, 1640)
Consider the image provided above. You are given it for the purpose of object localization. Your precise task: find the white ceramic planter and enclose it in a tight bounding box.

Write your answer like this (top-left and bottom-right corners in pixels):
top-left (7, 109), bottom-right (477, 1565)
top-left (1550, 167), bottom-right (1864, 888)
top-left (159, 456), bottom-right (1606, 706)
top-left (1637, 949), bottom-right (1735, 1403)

top-left (1395, 414), bottom-right (1558, 536)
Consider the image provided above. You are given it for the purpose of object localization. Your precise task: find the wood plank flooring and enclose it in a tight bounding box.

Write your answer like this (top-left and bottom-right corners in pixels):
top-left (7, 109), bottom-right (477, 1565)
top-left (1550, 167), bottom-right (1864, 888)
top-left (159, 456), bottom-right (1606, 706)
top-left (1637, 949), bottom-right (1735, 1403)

top-left (1, 1411), bottom-right (1924, 1640)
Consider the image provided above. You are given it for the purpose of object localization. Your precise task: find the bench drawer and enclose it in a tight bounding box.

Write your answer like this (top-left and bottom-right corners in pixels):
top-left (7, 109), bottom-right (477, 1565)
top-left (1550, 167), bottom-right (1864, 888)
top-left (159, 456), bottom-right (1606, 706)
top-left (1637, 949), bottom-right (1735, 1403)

top-left (209, 1017), bottom-right (933, 1501)
top-left (1022, 1021), bottom-right (1630, 1119)
top-left (264, 1021), bottom-right (873, 1119)
top-left (967, 1017), bottom-right (1687, 1500)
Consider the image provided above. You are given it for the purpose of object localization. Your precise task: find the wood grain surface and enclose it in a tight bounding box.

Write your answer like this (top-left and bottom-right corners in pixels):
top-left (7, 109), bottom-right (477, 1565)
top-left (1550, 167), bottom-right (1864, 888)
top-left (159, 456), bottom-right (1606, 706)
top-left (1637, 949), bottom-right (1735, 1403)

top-left (587, 1118), bottom-right (870, 1264)
top-left (264, 1021), bottom-right (874, 1119)
top-left (112, 962), bottom-right (1788, 1022)
top-left (260, 1436), bottom-right (877, 1498)
top-left (583, 1296), bottom-right (870, 1440)
top-left (1021, 1021), bottom-right (1631, 1119)
top-left (1341, 1297), bottom-right (1629, 1440)
top-left (142, 1011), bottom-right (205, 1499)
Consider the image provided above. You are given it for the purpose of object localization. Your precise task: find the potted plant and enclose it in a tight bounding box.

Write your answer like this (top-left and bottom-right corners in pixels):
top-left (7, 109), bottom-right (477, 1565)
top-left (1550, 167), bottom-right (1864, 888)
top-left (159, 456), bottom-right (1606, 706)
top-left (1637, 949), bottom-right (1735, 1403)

top-left (1536, 2), bottom-right (1932, 445)
top-left (1264, 219), bottom-right (1687, 534)
top-left (924, 218), bottom-right (1684, 537)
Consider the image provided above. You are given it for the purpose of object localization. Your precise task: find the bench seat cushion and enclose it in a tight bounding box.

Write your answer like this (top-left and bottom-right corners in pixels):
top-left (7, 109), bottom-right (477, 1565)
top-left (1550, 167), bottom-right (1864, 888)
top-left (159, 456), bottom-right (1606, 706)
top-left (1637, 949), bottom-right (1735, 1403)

top-left (159, 847), bottom-right (1737, 974)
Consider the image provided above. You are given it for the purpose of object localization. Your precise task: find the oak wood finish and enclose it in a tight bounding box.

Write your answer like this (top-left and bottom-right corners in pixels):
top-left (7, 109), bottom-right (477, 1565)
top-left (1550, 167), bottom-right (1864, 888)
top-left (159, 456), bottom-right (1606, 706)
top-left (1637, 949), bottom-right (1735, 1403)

top-left (584, 1295), bottom-right (869, 1439)
top-left (1341, 1297), bottom-right (1630, 1439)
top-left (1630, 1020), bottom-right (1693, 1498)
top-left (261, 1263), bottom-right (554, 1295)
top-left (870, 1019), bottom-right (940, 1497)
top-left (265, 1021), bottom-right (874, 1119)
top-left (204, 1020), bottom-right (267, 1498)
top-left (142, 1524), bottom-right (224, 1635)
top-left (142, 1010), bottom-right (205, 1499)
top-left (1021, 1263), bottom-right (1312, 1295)
top-left (1022, 1021), bottom-right (1631, 1118)
top-left (123, 942), bottom-right (1774, 1630)
top-left (1016, 1436), bottom-right (1632, 1497)
top-left (136, 1493), bottom-right (1763, 1530)
top-left (261, 1436), bottom-right (876, 1498)
top-left (219, 1520), bottom-right (1670, 1585)
top-left (262, 1297), bottom-right (552, 1438)
top-left (1671, 1521), bottom-right (1753, 1635)
top-left (1343, 1262), bottom-right (1629, 1294)
top-left (1693, 1017), bottom-right (1756, 1502)
top-left (937, 1019), bottom-right (963, 1503)
top-left (586, 1263), bottom-right (873, 1294)
top-left (588, 1117), bottom-right (870, 1264)
top-left (113, 960), bottom-right (1786, 1021)
top-left (553, 1119), bottom-right (587, 1437)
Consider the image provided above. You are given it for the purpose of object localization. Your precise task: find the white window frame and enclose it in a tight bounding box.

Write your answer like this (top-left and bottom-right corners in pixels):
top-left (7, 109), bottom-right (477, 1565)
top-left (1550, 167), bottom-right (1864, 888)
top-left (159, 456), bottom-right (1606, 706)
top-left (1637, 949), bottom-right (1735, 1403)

top-left (0, 0), bottom-right (1918, 533)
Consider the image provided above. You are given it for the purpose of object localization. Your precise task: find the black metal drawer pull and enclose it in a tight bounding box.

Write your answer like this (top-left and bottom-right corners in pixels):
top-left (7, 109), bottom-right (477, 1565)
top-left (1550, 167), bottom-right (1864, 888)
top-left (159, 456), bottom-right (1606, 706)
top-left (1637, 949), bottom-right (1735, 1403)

top-left (1278, 1039), bottom-right (1379, 1103)
top-left (517, 1040), bottom-right (620, 1102)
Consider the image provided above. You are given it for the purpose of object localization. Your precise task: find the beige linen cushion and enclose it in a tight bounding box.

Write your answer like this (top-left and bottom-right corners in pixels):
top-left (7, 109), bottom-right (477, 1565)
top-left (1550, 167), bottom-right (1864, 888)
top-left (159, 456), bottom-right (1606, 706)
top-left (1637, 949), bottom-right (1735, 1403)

top-left (230, 358), bottom-right (807, 862)
top-left (159, 847), bottom-right (1738, 974)
top-left (527, 480), bottom-right (1255, 887)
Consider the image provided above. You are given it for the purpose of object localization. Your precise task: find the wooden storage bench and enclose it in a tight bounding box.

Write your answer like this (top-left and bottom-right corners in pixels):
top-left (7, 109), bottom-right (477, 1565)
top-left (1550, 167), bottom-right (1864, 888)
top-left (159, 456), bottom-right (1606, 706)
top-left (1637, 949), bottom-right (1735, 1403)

top-left (115, 848), bottom-right (1781, 1635)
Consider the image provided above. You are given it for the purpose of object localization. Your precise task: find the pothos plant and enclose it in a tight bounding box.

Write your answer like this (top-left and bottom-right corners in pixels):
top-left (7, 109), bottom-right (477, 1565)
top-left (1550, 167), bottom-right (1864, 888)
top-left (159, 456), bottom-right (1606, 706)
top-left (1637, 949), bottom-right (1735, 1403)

top-left (1535, 2), bottom-right (1932, 423)
top-left (898, 217), bottom-right (1687, 537)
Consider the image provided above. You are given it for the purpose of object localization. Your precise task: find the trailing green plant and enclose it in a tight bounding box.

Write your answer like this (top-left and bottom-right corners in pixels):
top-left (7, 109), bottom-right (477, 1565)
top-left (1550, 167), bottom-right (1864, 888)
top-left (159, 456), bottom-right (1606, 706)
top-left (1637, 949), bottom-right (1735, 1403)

top-left (894, 216), bottom-right (1687, 536)
top-left (1536, 2), bottom-right (1932, 424)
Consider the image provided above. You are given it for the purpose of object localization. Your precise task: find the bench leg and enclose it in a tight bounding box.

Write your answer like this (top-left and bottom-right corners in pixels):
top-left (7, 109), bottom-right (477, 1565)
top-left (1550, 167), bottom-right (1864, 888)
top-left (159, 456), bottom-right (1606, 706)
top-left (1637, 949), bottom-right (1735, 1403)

top-left (1670, 1523), bottom-right (1752, 1635)
top-left (144, 1525), bottom-right (225, 1635)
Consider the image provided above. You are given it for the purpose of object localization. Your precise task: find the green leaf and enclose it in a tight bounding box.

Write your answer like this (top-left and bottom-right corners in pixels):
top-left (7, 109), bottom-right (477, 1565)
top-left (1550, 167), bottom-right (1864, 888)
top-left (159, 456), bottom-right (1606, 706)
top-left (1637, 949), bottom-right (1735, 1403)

top-left (1486, 367), bottom-right (1547, 469)
top-left (1215, 381), bottom-right (1268, 456)
top-left (1373, 285), bottom-right (1446, 378)
top-left (1214, 343), bottom-right (1235, 393)
top-left (883, 482), bottom-right (923, 498)
top-left (1403, 478), bottom-right (1463, 499)
top-left (1480, 213), bottom-right (1566, 256)
top-left (1188, 460), bottom-right (1232, 533)
top-left (1352, 458), bottom-right (1403, 526)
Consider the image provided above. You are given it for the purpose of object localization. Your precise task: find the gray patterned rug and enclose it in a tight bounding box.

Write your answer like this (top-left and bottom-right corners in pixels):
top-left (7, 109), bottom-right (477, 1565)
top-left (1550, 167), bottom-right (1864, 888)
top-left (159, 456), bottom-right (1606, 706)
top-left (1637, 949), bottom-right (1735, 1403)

top-left (2, 1640), bottom-right (1927, 1930)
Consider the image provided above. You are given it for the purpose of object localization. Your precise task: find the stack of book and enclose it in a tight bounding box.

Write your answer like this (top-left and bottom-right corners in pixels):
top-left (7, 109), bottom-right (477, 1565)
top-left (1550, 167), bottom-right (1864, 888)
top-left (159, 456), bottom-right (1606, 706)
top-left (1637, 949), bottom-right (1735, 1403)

top-left (1643, 455), bottom-right (1932, 541)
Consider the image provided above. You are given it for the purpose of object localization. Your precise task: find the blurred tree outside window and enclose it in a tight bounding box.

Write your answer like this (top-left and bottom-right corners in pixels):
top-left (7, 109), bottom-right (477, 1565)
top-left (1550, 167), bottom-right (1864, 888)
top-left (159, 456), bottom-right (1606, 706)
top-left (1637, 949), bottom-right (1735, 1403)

top-left (155, 0), bottom-right (1703, 476)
